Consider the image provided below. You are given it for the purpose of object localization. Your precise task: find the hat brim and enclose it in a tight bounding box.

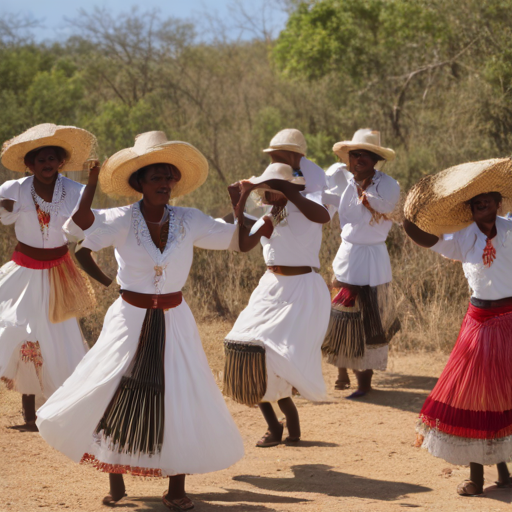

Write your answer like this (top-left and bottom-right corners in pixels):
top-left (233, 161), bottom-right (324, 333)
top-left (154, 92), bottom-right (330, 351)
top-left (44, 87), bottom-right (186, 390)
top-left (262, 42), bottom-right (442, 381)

top-left (333, 141), bottom-right (396, 165)
top-left (404, 158), bottom-right (512, 236)
top-left (99, 141), bottom-right (208, 200)
top-left (1, 126), bottom-right (96, 173)
top-left (249, 177), bottom-right (306, 199)
top-left (262, 144), bottom-right (306, 155)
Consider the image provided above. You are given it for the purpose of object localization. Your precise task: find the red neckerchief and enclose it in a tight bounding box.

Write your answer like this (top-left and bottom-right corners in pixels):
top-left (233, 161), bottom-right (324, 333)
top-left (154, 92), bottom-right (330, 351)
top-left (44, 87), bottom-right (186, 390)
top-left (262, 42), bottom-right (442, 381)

top-left (482, 237), bottom-right (496, 267)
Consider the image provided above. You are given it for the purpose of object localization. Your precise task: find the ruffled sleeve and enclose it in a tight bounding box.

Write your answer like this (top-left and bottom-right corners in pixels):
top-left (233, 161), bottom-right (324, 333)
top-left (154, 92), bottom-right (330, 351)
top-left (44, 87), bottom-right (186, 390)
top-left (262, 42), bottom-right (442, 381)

top-left (187, 208), bottom-right (239, 251)
top-left (0, 179), bottom-right (22, 225)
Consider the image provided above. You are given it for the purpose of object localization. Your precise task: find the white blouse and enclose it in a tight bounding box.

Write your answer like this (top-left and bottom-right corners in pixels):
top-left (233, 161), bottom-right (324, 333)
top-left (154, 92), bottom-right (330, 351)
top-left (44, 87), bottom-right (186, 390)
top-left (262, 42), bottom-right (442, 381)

top-left (337, 171), bottom-right (400, 245)
top-left (432, 216), bottom-right (512, 300)
top-left (0, 175), bottom-right (84, 249)
top-left (262, 201), bottom-right (322, 269)
top-left (73, 203), bottom-right (237, 294)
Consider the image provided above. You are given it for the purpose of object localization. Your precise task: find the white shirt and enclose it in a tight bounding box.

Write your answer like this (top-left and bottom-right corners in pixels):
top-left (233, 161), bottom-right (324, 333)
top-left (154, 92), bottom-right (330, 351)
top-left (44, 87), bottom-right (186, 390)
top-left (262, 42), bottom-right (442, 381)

top-left (0, 175), bottom-right (84, 249)
top-left (432, 216), bottom-right (512, 300)
top-left (262, 201), bottom-right (322, 269)
top-left (338, 171), bottom-right (400, 245)
top-left (72, 203), bottom-right (237, 294)
top-left (325, 162), bottom-right (350, 199)
top-left (299, 157), bottom-right (328, 206)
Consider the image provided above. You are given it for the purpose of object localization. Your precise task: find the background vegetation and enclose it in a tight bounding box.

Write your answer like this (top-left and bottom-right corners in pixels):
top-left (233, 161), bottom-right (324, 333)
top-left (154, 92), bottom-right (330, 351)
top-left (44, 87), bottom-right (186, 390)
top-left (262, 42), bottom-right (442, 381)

top-left (2, 0), bottom-right (511, 352)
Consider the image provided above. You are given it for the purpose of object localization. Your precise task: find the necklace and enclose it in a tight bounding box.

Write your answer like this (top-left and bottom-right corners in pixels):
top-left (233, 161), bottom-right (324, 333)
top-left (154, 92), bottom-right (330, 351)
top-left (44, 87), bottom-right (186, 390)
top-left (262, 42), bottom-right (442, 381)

top-left (31, 175), bottom-right (66, 240)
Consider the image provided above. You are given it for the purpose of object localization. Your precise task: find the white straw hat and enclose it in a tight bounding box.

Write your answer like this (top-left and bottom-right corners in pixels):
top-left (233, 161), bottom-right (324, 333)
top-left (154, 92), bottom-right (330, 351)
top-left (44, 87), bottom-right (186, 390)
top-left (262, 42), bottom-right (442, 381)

top-left (99, 131), bottom-right (208, 199)
top-left (333, 129), bottom-right (395, 167)
top-left (404, 157), bottom-right (512, 236)
top-left (247, 162), bottom-right (305, 198)
top-left (1, 123), bottom-right (97, 172)
top-left (263, 129), bottom-right (307, 155)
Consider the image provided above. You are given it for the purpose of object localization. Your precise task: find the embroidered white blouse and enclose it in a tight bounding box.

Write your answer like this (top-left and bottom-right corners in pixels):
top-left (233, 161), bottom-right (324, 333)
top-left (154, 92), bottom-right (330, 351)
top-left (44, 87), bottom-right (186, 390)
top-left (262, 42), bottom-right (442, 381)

top-left (337, 171), bottom-right (400, 246)
top-left (71, 203), bottom-right (237, 294)
top-left (431, 216), bottom-right (512, 300)
top-left (0, 175), bottom-right (84, 249)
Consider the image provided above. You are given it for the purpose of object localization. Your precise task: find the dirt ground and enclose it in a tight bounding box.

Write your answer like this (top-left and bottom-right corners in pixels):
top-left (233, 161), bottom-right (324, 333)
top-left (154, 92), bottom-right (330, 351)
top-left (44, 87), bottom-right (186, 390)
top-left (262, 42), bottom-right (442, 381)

top-left (1, 320), bottom-right (511, 512)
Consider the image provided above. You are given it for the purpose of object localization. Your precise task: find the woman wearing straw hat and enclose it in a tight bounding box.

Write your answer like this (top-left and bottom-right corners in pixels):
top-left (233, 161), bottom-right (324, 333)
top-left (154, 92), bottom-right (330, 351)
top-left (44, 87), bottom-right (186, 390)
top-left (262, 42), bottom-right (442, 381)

top-left (36, 132), bottom-right (244, 510)
top-left (223, 161), bottom-right (331, 447)
top-left (404, 158), bottom-right (512, 496)
top-left (321, 129), bottom-right (401, 398)
top-left (0, 123), bottom-right (96, 431)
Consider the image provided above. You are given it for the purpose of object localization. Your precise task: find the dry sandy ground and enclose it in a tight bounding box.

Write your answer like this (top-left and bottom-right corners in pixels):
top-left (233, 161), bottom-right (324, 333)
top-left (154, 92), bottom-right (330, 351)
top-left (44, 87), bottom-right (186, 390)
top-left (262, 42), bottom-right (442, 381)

top-left (1, 320), bottom-right (511, 512)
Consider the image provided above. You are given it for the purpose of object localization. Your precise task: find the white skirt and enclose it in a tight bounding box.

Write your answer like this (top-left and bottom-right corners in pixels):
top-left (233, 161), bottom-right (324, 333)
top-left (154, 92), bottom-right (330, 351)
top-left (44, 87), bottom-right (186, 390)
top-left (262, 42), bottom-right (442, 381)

top-left (0, 260), bottom-right (87, 398)
top-left (333, 240), bottom-right (391, 287)
top-left (36, 297), bottom-right (245, 477)
top-left (225, 270), bottom-right (330, 402)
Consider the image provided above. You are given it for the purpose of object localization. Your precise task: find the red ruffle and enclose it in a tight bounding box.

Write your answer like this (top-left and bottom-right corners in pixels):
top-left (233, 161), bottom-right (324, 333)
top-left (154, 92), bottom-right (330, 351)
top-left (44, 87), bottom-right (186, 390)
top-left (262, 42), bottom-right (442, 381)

top-left (80, 453), bottom-right (163, 477)
top-left (419, 302), bottom-right (512, 440)
top-left (332, 287), bottom-right (358, 308)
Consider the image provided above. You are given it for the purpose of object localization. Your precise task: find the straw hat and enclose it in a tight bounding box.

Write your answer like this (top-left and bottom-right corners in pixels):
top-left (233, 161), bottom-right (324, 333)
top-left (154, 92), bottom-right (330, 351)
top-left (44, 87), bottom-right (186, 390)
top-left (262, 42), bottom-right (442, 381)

top-left (333, 129), bottom-right (395, 169)
top-left (263, 129), bottom-right (307, 155)
top-left (248, 163), bottom-right (306, 198)
top-left (99, 131), bottom-right (208, 199)
top-left (1, 123), bottom-right (97, 172)
top-left (404, 157), bottom-right (512, 236)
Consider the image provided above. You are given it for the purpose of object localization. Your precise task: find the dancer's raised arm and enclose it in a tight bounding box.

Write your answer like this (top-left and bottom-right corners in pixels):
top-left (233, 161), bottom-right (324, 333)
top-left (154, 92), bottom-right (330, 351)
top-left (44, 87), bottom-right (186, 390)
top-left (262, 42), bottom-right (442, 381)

top-left (72, 160), bottom-right (100, 230)
top-left (403, 218), bottom-right (439, 248)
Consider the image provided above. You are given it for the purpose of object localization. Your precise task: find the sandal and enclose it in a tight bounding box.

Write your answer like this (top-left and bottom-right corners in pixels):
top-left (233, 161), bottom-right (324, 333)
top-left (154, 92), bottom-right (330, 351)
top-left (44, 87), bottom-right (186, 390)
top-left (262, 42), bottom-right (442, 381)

top-left (334, 379), bottom-right (350, 390)
top-left (495, 479), bottom-right (512, 488)
top-left (284, 436), bottom-right (300, 443)
top-left (256, 424), bottom-right (283, 448)
top-left (102, 492), bottom-right (127, 506)
top-left (346, 390), bottom-right (368, 399)
top-left (162, 492), bottom-right (194, 510)
top-left (456, 480), bottom-right (484, 496)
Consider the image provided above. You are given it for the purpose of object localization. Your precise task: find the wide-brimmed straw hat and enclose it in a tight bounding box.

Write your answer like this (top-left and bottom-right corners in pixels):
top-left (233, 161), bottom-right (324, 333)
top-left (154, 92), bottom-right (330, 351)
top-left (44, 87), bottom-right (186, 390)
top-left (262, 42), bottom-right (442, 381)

top-left (248, 162), bottom-right (306, 198)
top-left (404, 157), bottom-right (512, 236)
top-left (263, 129), bottom-right (307, 155)
top-left (333, 129), bottom-right (395, 169)
top-left (99, 131), bottom-right (208, 199)
top-left (1, 123), bottom-right (97, 172)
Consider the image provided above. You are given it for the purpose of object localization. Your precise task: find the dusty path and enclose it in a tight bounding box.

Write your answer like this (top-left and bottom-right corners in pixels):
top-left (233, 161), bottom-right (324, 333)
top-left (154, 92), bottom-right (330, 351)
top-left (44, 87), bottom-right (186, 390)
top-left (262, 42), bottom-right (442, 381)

top-left (1, 320), bottom-right (511, 512)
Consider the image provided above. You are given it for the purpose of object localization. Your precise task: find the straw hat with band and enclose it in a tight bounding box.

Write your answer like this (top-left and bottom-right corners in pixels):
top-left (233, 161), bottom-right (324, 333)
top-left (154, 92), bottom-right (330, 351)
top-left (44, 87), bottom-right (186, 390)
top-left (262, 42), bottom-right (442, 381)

top-left (404, 157), bottom-right (512, 237)
top-left (99, 131), bottom-right (208, 199)
top-left (263, 129), bottom-right (307, 156)
top-left (247, 163), bottom-right (306, 200)
top-left (333, 129), bottom-right (395, 171)
top-left (1, 123), bottom-right (97, 173)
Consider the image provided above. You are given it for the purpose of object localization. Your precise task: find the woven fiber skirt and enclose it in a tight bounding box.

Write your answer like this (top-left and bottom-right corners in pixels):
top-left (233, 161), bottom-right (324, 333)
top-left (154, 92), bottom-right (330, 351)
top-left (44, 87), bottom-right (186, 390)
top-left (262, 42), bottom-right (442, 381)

top-left (322, 282), bottom-right (400, 370)
top-left (418, 302), bottom-right (512, 465)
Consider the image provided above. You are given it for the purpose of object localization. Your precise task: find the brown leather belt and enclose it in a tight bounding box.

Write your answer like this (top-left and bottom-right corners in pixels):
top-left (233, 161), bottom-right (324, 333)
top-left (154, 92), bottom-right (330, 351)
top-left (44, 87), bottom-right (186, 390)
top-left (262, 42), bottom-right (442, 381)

top-left (121, 290), bottom-right (183, 310)
top-left (14, 242), bottom-right (68, 261)
top-left (267, 265), bottom-right (312, 276)
top-left (470, 296), bottom-right (512, 309)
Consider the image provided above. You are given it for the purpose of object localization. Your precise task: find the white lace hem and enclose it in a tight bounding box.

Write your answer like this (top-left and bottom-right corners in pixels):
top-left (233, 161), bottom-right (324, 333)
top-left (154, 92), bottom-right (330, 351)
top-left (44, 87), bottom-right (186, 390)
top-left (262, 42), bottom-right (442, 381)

top-left (417, 424), bottom-right (512, 466)
top-left (332, 344), bottom-right (388, 370)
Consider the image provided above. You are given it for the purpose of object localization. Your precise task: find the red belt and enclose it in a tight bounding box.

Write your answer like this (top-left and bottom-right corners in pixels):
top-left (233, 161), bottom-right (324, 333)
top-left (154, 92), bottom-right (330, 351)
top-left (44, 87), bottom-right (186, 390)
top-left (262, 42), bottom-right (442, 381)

top-left (267, 265), bottom-right (312, 276)
top-left (121, 290), bottom-right (183, 310)
top-left (12, 243), bottom-right (69, 269)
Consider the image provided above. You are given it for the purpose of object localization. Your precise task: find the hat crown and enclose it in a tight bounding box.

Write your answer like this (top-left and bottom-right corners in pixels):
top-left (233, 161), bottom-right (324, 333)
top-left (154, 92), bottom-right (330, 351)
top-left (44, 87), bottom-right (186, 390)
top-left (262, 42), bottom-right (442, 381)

top-left (133, 131), bottom-right (168, 154)
top-left (351, 129), bottom-right (381, 147)
top-left (267, 128), bottom-right (307, 155)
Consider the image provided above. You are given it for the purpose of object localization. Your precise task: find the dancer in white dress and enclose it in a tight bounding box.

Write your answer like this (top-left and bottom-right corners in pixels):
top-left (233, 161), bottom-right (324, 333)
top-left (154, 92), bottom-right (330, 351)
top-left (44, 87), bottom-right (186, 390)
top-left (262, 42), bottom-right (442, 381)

top-left (0, 123), bottom-right (96, 431)
top-left (322, 129), bottom-right (401, 397)
top-left (36, 132), bottom-right (244, 511)
top-left (224, 149), bottom-right (331, 447)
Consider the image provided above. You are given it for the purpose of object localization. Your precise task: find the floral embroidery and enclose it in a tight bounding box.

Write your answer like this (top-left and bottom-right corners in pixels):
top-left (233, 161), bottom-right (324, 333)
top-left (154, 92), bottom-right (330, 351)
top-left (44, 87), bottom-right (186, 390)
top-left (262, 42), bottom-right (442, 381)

top-left (31, 174), bottom-right (66, 240)
top-left (20, 341), bottom-right (43, 367)
top-left (483, 237), bottom-right (496, 267)
top-left (80, 453), bottom-right (163, 477)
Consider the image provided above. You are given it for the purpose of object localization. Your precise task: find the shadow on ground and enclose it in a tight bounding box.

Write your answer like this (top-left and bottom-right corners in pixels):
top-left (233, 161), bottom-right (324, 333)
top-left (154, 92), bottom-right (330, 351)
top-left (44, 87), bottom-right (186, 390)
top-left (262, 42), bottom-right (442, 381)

top-left (349, 389), bottom-right (430, 413)
top-left (376, 373), bottom-right (439, 392)
top-left (233, 464), bottom-right (432, 501)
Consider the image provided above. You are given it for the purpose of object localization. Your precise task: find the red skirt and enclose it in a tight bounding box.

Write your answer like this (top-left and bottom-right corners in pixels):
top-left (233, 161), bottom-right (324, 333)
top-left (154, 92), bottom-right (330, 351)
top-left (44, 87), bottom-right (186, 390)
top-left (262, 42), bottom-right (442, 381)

top-left (420, 303), bottom-right (512, 441)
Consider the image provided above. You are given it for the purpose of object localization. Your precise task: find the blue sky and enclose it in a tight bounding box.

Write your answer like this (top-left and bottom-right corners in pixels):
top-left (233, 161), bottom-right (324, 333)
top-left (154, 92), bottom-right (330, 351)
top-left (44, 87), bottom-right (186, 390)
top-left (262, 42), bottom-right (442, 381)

top-left (1, 0), bottom-right (289, 42)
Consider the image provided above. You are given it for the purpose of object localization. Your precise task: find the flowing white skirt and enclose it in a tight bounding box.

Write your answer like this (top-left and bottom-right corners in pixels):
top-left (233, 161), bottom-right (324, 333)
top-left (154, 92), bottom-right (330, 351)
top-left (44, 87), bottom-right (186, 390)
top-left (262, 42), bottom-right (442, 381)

top-left (333, 240), bottom-right (391, 287)
top-left (0, 260), bottom-right (87, 398)
top-left (37, 297), bottom-right (245, 476)
top-left (225, 271), bottom-right (330, 402)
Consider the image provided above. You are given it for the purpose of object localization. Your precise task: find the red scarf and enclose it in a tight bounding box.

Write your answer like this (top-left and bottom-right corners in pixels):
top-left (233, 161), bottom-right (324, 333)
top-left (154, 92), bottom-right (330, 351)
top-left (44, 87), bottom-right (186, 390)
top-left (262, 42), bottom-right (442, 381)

top-left (482, 237), bottom-right (496, 267)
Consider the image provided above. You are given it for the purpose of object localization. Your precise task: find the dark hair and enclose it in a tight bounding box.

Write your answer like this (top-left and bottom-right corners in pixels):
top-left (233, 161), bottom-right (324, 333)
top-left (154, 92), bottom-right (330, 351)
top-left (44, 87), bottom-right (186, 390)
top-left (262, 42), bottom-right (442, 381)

top-left (469, 191), bottom-right (502, 209)
top-left (24, 146), bottom-right (68, 167)
top-left (128, 162), bottom-right (181, 193)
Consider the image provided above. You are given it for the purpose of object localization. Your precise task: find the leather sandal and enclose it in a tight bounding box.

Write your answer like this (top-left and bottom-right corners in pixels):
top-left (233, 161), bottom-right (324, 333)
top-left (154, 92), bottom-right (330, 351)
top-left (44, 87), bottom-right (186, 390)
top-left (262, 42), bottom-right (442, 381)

top-left (495, 479), bottom-right (512, 488)
top-left (256, 424), bottom-right (283, 448)
top-left (284, 436), bottom-right (300, 443)
top-left (102, 492), bottom-right (127, 506)
top-left (456, 480), bottom-right (484, 496)
top-left (162, 492), bottom-right (194, 510)
top-left (334, 379), bottom-right (350, 390)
